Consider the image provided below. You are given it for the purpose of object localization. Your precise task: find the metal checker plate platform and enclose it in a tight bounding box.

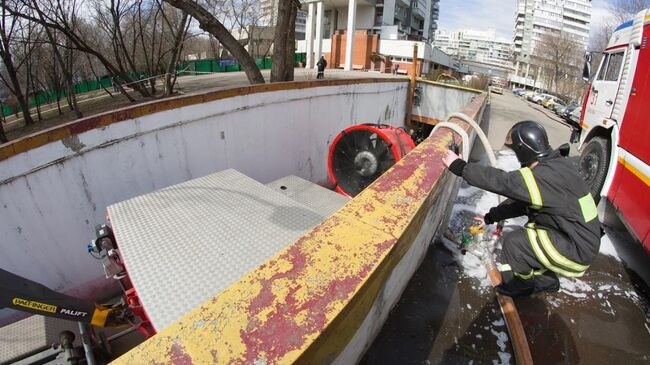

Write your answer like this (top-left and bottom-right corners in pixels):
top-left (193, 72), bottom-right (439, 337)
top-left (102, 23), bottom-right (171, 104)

top-left (107, 169), bottom-right (328, 331)
top-left (266, 175), bottom-right (350, 217)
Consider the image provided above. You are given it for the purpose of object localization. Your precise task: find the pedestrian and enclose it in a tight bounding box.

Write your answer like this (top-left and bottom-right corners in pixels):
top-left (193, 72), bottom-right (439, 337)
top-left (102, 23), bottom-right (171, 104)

top-left (442, 121), bottom-right (601, 297)
top-left (111, 77), bottom-right (119, 92)
top-left (316, 56), bottom-right (327, 79)
top-left (394, 64), bottom-right (400, 75)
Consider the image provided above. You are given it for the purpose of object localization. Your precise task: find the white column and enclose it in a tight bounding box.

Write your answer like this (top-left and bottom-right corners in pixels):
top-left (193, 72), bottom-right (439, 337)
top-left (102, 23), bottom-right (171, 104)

top-left (524, 63), bottom-right (530, 79)
top-left (344, 0), bottom-right (357, 71)
top-left (305, 3), bottom-right (315, 69)
top-left (314, 1), bottom-right (324, 68)
top-left (514, 61), bottom-right (520, 77)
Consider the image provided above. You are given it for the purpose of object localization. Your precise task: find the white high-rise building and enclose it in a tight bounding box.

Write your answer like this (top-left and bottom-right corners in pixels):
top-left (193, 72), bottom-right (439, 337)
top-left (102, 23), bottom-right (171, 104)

top-left (260, 0), bottom-right (307, 39)
top-left (511, 0), bottom-right (591, 88)
top-left (434, 28), bottom-right (512, 68)
top-left (377, 0), bottom-right (440, 41)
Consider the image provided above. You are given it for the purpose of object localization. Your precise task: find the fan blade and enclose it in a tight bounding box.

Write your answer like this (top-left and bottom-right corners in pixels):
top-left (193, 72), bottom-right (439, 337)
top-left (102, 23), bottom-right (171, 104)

top-left (357, 132), bottom-right (372, 151)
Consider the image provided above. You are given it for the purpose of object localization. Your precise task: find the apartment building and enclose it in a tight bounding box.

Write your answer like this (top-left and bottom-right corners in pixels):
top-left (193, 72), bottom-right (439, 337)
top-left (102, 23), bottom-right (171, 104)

top-left (260, 0), bottom-right (307, 39)
top-left (510, 0), bottom-right (591, 88)
top-left (377, 0), bottom-right (440, 41)
top-left (434, 28), bottom-right (512, 68)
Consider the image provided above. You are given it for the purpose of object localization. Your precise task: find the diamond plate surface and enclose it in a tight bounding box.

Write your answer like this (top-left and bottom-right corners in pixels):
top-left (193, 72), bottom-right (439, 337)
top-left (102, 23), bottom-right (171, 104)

top-left (266, 176), bottom-right (350, 217)
top-left (107, 169), bottom-right (328, 331)
top-left (0, 315), bottom-right (80, 363)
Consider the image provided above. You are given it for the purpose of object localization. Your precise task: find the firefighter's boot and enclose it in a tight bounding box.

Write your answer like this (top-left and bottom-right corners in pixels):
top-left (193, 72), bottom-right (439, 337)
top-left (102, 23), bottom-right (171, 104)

top-left (531, 271), bottom-right (560, 294)
top-left (495, 270), bottom-right (535, 297)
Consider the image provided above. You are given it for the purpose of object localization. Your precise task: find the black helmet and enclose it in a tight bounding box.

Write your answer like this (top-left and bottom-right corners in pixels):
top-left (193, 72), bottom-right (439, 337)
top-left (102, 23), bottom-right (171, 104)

top-left (504, 121), bottom-right (551, 165)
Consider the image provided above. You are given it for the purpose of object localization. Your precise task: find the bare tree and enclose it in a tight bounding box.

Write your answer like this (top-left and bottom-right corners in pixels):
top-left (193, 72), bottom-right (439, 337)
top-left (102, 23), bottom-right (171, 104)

top-left (533, 32), bottom-right (583, 99)
top-left (271, 0), bottom-right (299, 82)
top-left (7, 0), bottom-right (137, 101)
top-left (32, 2), bottom-right (83, 118)
top-left (230, 0), bottom-right (272, 58)
top-left (0, 1), bottom-right (34, 126)
top-left (160, 7), bottom-right (189, 94)
top-left (163, 0), bottom-right (264, 84)
top-left (609, 0), bottom-right (650, 23)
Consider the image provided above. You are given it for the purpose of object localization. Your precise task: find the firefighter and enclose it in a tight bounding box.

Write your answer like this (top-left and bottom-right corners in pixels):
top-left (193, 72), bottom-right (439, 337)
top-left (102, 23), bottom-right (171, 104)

top-left (442, 121), bottom-right (601, 297)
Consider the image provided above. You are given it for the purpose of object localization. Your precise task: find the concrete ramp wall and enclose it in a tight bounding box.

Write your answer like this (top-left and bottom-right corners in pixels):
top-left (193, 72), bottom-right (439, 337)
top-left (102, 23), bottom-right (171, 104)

top-left (412, 80), bottom-right (481, 125)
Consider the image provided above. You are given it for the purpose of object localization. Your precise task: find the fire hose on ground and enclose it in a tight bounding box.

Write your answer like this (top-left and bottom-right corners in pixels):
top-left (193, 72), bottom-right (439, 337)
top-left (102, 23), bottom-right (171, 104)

top-left (430, 113), bottom-right (535, 365)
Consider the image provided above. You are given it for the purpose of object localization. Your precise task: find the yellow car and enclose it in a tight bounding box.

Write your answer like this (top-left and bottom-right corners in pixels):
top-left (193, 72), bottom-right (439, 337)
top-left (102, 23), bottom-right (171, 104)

top-left (542, 96), bottom-right (563, 109)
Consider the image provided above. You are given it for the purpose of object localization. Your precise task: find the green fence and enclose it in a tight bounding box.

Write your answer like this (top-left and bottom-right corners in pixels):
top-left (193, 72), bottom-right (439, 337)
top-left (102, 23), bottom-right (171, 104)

top-left (4, 55), bottom-right (303, 117)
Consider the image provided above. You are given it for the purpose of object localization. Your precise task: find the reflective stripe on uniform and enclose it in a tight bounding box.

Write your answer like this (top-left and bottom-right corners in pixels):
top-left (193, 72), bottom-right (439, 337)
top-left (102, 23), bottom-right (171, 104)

top-left (536, 229), bottom-right (590, 272)
top-left (499, 264), bottom-right (512, 272)
top-left (513, 268), bottom-right (547, 280)
top-left (578, 193), bottom-right (598, 222)
top-left (525, 225), bottom-right (585, 278)
top-left (519, 167), bottom-right (543, 209)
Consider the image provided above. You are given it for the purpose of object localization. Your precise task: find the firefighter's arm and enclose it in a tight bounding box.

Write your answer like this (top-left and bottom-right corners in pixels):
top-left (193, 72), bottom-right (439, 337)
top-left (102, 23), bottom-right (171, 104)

top-left (0, 268), bottom-right (128, 327)
top-left (484, 199), bottom-right (528, 224)
top-left (444, 152), bottom-right (537, 206)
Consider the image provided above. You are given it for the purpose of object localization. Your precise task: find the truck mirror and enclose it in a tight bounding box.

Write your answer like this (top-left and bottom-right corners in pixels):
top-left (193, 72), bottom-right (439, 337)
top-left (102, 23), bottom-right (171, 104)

top-left (582, 60), bottom-right (591, 82)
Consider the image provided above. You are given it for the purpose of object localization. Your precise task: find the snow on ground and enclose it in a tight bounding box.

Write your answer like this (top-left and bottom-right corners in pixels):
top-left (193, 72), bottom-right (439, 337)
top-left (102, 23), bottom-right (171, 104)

top-left (447, 149), bottom-right (520, 289)
top-left (599, 231), bottom-right (621, 260)
top-left (443, 148), bottom-right (650, 362)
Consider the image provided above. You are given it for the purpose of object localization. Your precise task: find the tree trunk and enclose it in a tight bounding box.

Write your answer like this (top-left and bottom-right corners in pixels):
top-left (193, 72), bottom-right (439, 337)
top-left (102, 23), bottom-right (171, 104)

top-left (271, 0), bottom-right (298, 82)
top-left (24, 0), bottom-right (102, 111)
top-left (164, 13), bottom-right (189, 95)
top-left (0, 101), bottom-right (6, 143)
top-left (164, 0), bottom-right (264, 84)
top-left (0, 50), bottom-right (34, 126)
top-left (0, 119), bottom-right (6, 143)
top-left (284, 2), bottom-right (298, 81)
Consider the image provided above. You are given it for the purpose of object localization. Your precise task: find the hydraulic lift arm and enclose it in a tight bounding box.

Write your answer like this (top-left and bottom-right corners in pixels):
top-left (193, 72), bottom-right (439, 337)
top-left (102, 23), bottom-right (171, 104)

top-left (0, 268), bottom-right (131, 328)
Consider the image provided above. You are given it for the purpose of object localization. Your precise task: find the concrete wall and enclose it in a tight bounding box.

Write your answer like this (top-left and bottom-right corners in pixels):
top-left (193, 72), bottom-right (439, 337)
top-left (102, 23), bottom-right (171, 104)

top-left (336, 4), bottom-right (375, 30)
top-left (412, 80), bottom-right (482, 124)
top-left (0, 79), bottom-right (409, 325)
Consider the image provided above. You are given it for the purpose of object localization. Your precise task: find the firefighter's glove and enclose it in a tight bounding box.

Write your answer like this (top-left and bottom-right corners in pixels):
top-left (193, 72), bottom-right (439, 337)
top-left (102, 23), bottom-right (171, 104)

top-left (483, 212), bottom-right (495, 225)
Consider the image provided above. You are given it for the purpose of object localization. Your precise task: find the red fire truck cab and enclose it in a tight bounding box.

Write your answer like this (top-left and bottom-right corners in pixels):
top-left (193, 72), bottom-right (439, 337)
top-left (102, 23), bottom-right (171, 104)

top-left (577, 9), bottom-right (650, 254)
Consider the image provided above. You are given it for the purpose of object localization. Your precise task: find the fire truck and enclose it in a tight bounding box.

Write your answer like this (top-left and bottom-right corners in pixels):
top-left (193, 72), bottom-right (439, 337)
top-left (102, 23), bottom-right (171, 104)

top-left (576, 9), bottom-right (650, 254)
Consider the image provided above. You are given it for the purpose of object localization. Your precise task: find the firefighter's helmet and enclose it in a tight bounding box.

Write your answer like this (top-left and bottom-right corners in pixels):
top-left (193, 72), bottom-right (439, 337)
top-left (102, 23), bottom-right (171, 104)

top-left (504, 121), bottom-right (552, 166)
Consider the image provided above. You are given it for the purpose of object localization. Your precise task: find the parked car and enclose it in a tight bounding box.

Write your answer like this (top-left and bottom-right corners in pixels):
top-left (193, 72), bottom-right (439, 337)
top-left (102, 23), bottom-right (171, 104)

top-left (513, 88), bottom-right (526, 96)
top-left (524, 91), bottom-right (538, 101)
top-left (555, 104), bottom-right (569, 115)
top-left (490, 85), bottom-right (503, 94)
top-left (567, 106), bottom-right (581, 128)
top-left (543, 96), bottom-right (564, 109)
top-left (561, 103), bottom-right (580, 118)
top-left (531, 93), bottom-right (551, 104)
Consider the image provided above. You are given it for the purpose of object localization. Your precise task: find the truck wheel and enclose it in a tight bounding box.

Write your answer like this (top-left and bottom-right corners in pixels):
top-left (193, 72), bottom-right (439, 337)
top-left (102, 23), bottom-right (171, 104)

top-left (579, 137), bottom-right (610, 203)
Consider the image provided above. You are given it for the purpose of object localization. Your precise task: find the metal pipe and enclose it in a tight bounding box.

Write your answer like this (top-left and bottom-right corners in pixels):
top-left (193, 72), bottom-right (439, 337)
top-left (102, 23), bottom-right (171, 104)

top-left (78, 322), bottom-right (97, 365)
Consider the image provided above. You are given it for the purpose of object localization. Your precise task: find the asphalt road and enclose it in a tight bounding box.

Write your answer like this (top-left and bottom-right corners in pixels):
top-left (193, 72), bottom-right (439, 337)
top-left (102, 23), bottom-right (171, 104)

top-left (480, 91), bottom-right (578, 157)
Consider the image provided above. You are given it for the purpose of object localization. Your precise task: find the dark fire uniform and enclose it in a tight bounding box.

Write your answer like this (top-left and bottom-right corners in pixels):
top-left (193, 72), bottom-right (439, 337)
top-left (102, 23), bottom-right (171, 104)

top-left (449, 148), bottom-right (602, 279)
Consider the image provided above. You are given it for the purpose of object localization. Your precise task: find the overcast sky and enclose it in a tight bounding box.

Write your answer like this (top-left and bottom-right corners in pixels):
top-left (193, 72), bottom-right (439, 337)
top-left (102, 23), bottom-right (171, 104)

top-left (437, 0), bottom-right (615, 41)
